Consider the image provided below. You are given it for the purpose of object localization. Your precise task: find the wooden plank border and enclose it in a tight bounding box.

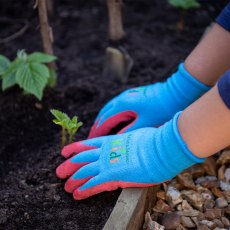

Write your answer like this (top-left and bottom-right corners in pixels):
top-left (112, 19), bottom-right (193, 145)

top-left (103, 186), bottom-right (160, 230)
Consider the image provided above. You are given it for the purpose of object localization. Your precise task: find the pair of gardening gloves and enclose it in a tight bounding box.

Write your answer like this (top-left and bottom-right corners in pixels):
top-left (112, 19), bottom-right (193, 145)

top-left (56, 63), bottom-right (210, 200)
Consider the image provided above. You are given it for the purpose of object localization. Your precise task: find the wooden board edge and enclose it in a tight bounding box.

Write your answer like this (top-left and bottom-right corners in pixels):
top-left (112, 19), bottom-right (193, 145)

top-left (103, 185), bottom-right (160, 230)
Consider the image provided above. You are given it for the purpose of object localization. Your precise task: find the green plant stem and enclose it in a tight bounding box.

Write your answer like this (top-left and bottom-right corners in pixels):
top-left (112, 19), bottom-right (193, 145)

top-left (68, 132), bottom-right (73, 144)
top-left (62, 127), bottom-right (66, 147)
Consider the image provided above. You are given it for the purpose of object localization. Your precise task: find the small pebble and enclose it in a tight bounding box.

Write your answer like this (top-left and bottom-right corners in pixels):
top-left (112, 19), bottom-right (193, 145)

top-left (215, 197), bottom-right (228, 208)
top-left (161, 213), bottom-right (180, 230)
top-left (213, 219), bottom-right (225, 228)
top-left (197, 225), bottom-right (211, 230)
top-left (221, 216), bottom-right (230, 227)
top-left (224, 167), bottom-right (230, 183)
top-left (217, 151), bottom-right (230, 165)
top-left (166, 186), bottom-right (183, 208)
top-left (181, 190), bottom-right (203, 211)
top-left (199, 220), bottom-right (216, 229)
top-left (204, 208), bottom-right (222, 220)
top-left (180, 216), bottom-right (195, 228)
top-left (143, 212), bottom-right (165, 230)
top-left (220, 181), bottom-right (230, 191)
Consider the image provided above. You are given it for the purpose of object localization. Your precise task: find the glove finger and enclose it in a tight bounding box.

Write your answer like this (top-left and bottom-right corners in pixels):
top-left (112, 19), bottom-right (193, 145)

top-left (73, 174), bottom-right (141, 200)
top-left (56, 149), bottom-right (100, 179)
top-left (65, 161), bottom-right (100, 193)
top-left (89, 111), bottom-right (137, 138)
top-left (73, 174), bottom-right (110, 200)
top-left (61, 136), bottom-right (105, 158)
top-left (73, 175), bottom-right (158, 200)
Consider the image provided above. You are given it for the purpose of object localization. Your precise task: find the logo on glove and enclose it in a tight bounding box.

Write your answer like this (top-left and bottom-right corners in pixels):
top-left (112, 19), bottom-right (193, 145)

top-left (109, 134), bottom-right (132, 164)
top-left (128, 87), bottom-right (146, 96)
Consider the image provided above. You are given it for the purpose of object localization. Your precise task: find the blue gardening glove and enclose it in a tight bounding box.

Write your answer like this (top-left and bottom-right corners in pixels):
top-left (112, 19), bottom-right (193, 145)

top-left (56, 112), bottom-right (206, 200)
top-left (89, 63), bottom-right (210, 138)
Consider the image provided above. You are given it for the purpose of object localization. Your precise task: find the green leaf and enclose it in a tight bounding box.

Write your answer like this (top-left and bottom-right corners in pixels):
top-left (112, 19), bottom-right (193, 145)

top-left (0, 55), bottom-right (10, 75)
top-left (3, 59), bottom-right (23, 76)
top-left (28, 52), bottom-right (57, 63)
top-left (50, 109), bottom-right (69, 122)
top-left (72, 116), bottom-right (78, 123)
top-left (169, 0), bottom-right (200, 9)
top-left (15, 63), bottom-right (49, 100)
top-left (31, 63), bottom-right (50, 79)
top-left (17, 50), bottom-right (27, 61)
top-left (2, 72), bottom-right (16, 90)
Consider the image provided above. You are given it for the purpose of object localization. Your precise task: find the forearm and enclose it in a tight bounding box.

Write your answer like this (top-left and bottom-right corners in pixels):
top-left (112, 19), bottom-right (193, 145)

top-left (184, 23), bottom-right (230, 86)
top-left (184, 2), bottom-right (230, 86)
top-left (178, 82), bottom-right (230, 158)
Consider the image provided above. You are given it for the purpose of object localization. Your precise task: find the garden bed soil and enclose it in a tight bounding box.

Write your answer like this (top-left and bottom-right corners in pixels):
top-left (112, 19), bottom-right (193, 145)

top-left (0, 0), bottom-right (223, 229)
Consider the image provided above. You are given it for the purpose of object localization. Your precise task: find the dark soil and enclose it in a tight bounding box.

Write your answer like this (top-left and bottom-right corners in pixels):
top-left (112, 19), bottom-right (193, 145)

top-left (0, 0), bottom-right (224, 229)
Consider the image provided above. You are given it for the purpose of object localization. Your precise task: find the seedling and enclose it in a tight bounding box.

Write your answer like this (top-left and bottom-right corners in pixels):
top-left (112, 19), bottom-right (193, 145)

top-left (50, 109), bottom-right (83, 147)
top-left (168, 0), bottom-right (200, 31)
top-left (0, 50), bottom-right (57, 100)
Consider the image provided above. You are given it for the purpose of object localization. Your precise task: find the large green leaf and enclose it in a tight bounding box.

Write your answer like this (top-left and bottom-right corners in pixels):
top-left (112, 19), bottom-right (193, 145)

top-left (3, 59), bottom-right (23, 76)
top-left (28, 52), bottom-right (57, 63)
top-left (15, 63), bottom-right (49, 100)
top-left (2, 72), bottom-right (16, 91)
top-left (169, 0), bottom-right (200, 9)
top-left (0, 55), bottom-right (10, 75)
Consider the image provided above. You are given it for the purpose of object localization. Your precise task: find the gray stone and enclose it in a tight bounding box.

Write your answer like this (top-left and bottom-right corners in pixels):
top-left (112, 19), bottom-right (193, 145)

top-left (181, 200), bottom-right (193, 211)
top-left (181, 216), bottom-right (195, 228)
top-left (213, 228), bottom-right (226, 230)
top-left (191, 216), bottom-right (199, 227)
top-left (161, 213), bottom-right (180, 230)
top-left (213, 219), bottom-right (225, 228)
top-left (144, 212), bottom-right (165, 230)
top-left (221, 216), bottom-right (230, 227)
top-left (181, 190), bottom-right (203, 211)
top-left (175, 224), bottom-right (187, 230)
top-left (154, 199), bottom-right (173, 213)
top-left (177, 210), bottom-right (199, 217)
top-left (220, 181), bottom-right (230, 191)
top-left (223, 191), bottom-right (230, 203)
top-left (197, 225), bottom-right (211, 230)
top-left (166, 186), bottom-right (183, 208)
top-left (204, 208), bottom-right (222, 220)
top-left (215, 197), bottom-right (228, 208)
top-left (224, 167), bottom-right (230, 183)
top-left (176, 173), bottom-right (196, 190)
top-left (199, 220), bottom-right (216, 229)
top-left (204, 198), bottom-right (215, 209)
top-left (201, 191), bottom-right (215, 209)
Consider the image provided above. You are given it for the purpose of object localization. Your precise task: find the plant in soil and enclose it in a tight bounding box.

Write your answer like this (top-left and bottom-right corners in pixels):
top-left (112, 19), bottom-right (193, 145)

top-left (51, 109), bottom-right (83, 147)
top-left (0, 50), bottom-right (57, 100)
top-left (168, 0), bottom-right (200, 31)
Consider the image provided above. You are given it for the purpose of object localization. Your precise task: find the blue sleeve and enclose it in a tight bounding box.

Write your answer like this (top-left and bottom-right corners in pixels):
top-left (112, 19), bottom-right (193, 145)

top-left (216, 2), bottom-right (230, 32)
top-left (217, 70), bottom-right (230, 109)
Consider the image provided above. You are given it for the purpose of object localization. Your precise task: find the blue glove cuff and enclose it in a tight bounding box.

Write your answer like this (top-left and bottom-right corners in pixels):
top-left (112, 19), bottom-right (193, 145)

top-left (178, 63), bottom-right (211, 93)
top-left (151, 112), bottom-right (206, 182)
top-left (157, 63), bottom-right (211, 122)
